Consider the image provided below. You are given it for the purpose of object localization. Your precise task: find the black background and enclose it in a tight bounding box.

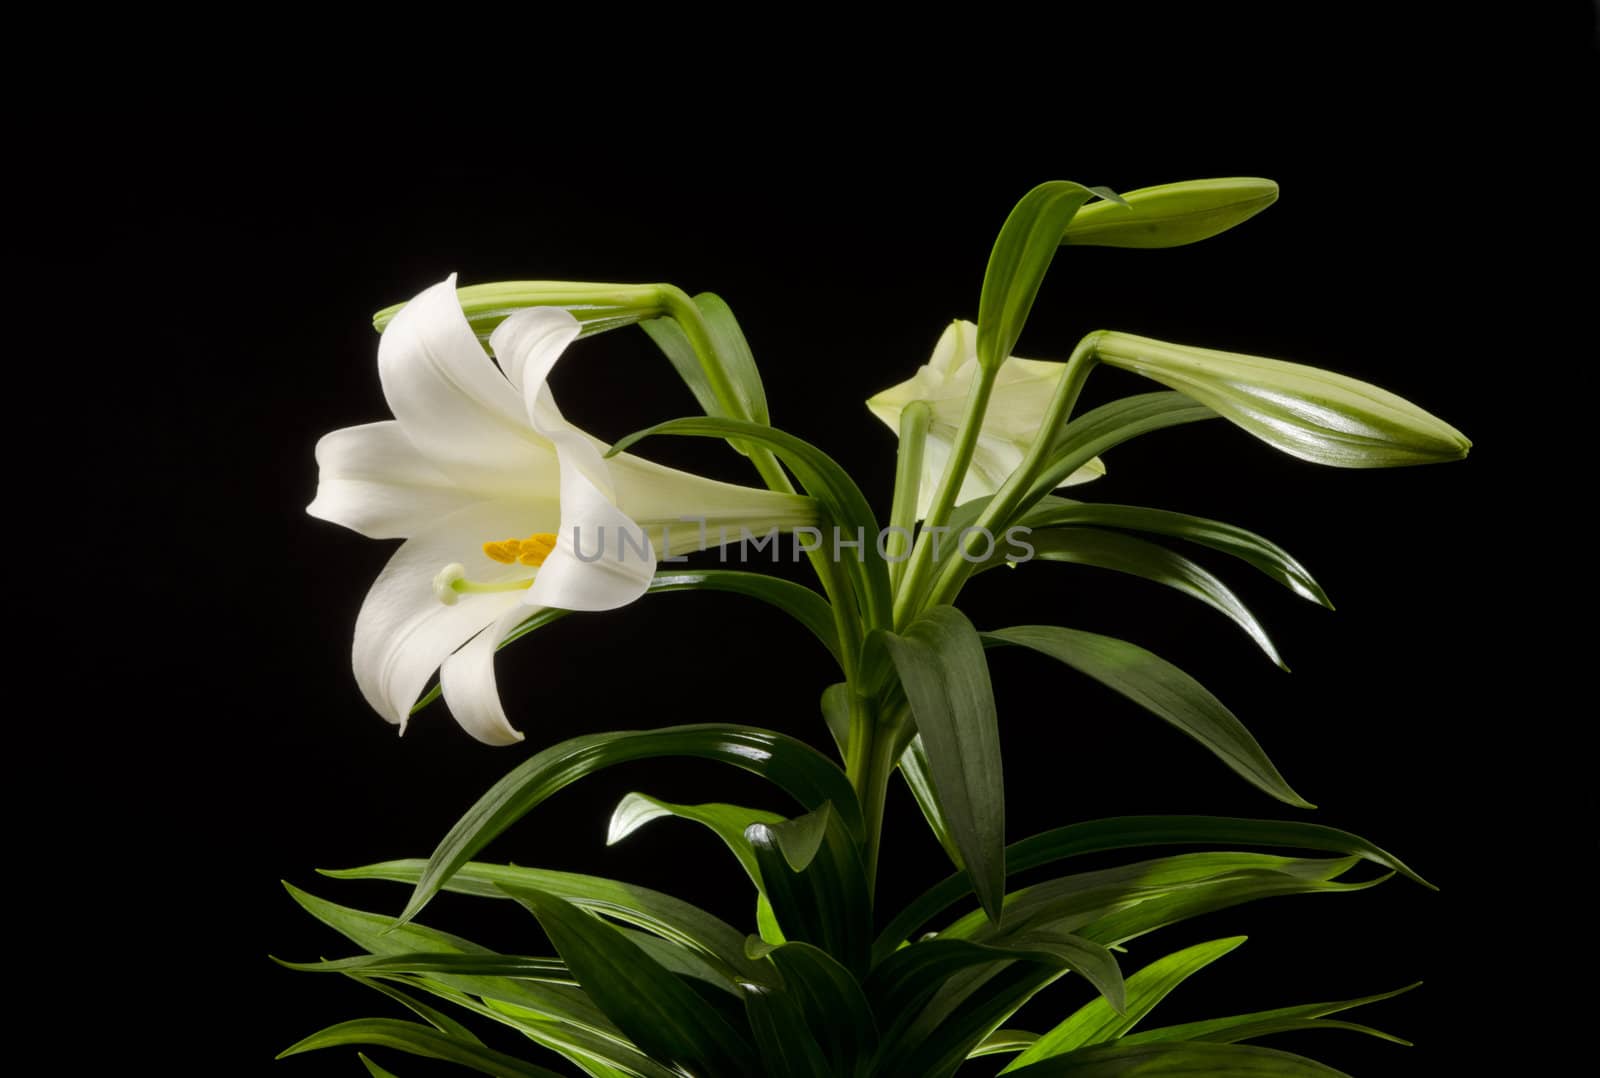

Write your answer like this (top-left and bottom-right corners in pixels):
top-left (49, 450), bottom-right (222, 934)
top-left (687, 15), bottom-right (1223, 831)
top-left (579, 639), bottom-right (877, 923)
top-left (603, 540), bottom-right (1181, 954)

top-left (56, 12), bottom-right (1594, 1075)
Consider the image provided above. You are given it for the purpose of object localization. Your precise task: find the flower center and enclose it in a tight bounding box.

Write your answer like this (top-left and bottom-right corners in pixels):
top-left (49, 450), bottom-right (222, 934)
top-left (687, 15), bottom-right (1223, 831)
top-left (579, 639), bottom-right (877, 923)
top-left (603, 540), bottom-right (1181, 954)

top-left (482, 532), bottom-right (559, 567)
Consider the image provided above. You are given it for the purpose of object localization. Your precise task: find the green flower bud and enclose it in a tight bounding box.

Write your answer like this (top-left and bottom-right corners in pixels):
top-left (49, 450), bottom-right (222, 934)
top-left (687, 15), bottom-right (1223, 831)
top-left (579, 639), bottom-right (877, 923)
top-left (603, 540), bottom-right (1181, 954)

top-left (1095, 331), bottom-right (1471, 467)
top-left (1063, 178), bottom-right (1279, 249)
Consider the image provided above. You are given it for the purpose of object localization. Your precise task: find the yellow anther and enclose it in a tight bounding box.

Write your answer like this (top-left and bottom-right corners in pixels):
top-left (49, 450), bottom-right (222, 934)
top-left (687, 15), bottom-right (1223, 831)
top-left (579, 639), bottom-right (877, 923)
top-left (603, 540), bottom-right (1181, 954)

top-left (484, 532), bottom-right (557, 568)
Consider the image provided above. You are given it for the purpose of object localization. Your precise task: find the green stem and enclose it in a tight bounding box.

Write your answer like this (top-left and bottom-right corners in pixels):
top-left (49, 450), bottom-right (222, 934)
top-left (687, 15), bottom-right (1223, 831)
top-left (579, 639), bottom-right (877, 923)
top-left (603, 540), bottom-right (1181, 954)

top-left (922, 333), bottom-right (1102, 611)
top-left (892, 366), bottom-right (998, 627)
top-left (845, 692), bottom-right (900, 898)
top-left (887, 402), bottom-right (932, 594)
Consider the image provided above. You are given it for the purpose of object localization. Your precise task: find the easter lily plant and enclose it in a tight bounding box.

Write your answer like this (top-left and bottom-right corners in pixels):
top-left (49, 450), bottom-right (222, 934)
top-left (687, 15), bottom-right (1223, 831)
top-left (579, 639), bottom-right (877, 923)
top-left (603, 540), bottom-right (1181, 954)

top-left (282, 178), bottom-right (1467, 1076)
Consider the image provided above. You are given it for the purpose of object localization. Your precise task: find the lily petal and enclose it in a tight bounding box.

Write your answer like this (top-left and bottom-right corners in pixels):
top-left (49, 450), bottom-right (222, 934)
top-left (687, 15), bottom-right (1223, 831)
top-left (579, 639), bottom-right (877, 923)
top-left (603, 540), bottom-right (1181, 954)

top-left (307, 421), bottom-right (479, 539)
top-left (491, 309), bottom-right (657, 610)
top-left (353, 499), bottom-right (556, 726)
top-left (378, 275), bottom-right (559, 496)
top-left (439, 603), bottom-right (535, 746)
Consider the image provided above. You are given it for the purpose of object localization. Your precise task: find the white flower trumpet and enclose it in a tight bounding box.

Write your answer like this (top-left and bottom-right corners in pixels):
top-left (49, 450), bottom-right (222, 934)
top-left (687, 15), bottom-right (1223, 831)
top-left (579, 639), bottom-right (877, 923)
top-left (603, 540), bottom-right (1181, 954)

top-left (308, 277), bottom-right (817, 745)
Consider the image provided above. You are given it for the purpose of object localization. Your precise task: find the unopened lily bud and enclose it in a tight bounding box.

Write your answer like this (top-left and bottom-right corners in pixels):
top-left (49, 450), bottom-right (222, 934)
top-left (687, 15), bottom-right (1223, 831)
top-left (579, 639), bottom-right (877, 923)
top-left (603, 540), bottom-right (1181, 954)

top-left (1095, 331), bottom-right (1471, 468)
top-left (1063, 178), bottom-right (1279, 249)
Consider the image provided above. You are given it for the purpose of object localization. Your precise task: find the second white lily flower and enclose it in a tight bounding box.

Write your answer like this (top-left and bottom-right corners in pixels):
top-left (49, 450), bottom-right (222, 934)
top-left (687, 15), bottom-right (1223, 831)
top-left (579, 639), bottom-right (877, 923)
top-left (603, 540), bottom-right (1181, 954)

top-left (308, 277), bottom-right (817, 746)
top-left (866, 319), bottom-right (1105, 519)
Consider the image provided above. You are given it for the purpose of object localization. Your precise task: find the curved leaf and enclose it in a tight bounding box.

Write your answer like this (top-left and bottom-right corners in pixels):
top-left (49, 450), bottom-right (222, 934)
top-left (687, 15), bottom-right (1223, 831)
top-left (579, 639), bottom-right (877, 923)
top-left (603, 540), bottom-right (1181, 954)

top-left (1122, 982), bottom-right (1420, 1046)
top-left (607, 791), bottom-right (782, 891)
top-left (878, 815), bottom-right (1429, 957)
top-left (978, 181), bottom-right (1104, 370)
top-left (608, 415), bottom-right (892, 628)
top-left (972, 1030), bottom-right (1041, 1058)
top-left (1004, 937), bottom-right (1246, 1069)
top-left (898, 733), bottom-right (964, 869)
top-left (748, 804), bottom-right (872, 975)
top-left (277, 1018), bottom-right (567, 1077)
top-left (1018, 499), bottom-right (1331, 608)
top-left (279, 953), bottom-right (570, 982)
top-left (1031, 392), bottom-right (1217, 499)
top-left (994, 531), bottom-right (1287, 669)
top-left (983, 626), bottom-right (1309, 807)
top-left (744, 982), bottom-right (834, 1078)
top-left (323, 859), bottom-right (764, 985)
top-left (881, 606), bottom-right (1005, 921)
top-left (359, 1053), bottom-right (403, 1078)
top-left (757, 942), bottom-right (879, 1077)
top-left (399, 724), bottom-right (860, 925)
top-left (347, 974), bottom-right (485, 1046)
top-left (503, 886), bottom-right (757, 1078)
top-left (1005, 1039), bottom-right (1355, 1076)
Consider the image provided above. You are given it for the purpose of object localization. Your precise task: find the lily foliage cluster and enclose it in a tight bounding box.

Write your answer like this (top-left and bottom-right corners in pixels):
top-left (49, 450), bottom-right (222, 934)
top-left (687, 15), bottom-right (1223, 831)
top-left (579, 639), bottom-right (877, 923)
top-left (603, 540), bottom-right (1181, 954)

top-left (284, 178), bottom-right (1469, 1077)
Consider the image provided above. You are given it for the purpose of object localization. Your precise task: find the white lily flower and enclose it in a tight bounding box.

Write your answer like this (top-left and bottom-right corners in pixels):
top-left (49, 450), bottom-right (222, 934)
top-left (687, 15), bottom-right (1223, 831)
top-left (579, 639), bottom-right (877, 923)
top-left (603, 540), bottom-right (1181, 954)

top-left (308, 277), bottom-right (817, 746)
top-left (866, 319), bottom-right (1106, 519)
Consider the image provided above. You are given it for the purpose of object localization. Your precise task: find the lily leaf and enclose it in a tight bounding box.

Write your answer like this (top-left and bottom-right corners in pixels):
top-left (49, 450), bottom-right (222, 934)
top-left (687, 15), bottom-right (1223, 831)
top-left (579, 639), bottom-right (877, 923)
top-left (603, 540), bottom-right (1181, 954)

top-left (880, 606), bottom-right (1006, 921)
top-left (323, 859), bottom-right (764, 985)
top-left (983, 626), bottom-right (1309, 807)
top-left (278, 1018), bottom-right (567, 1077)
top-left (878, 815), bottom-right (1425, 958)
top-left (1018, 498), bottom-right (1331, 607)
top-left (747, 803), bottom-right (873, 975)
top-left (978, 181), bottom-right (1103, 371)
top-left (991, 529), bottom-right (1288, 668)
top-left (502, 885), bottom-right (757, 1078)
top-left (1030, 392), bottom-right (1217, 500)
top-left (1004, 936), bottom-right (1246, 1068)
top-left (1122, 982), bottom-right (1420, 1045)
top-left (397, 724), bottom-right (861, 926)
top-left (755, 942), bottom-right (880, 1077)
top-left (606, 791), bottom-right (783, 891)
top-left (1004, 1039), bottom-right (1355, 1076)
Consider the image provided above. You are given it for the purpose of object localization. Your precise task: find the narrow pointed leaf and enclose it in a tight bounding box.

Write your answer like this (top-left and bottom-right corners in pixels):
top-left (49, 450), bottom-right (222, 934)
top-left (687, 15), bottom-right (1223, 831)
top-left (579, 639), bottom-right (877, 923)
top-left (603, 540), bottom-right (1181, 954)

top-left (878, 815), bottom-right (1429, 957)
top-left (1005, 1040), bottom-right (1354, 1076)
top-left (1031, 392), bottom-right (1217, 498)
top-left (277, 1019), bottom-right (566, 1077)
top-left (323, 859), bottom-right (764, 984)
top-left (898, 733), bottom-right (965, 869)
top-left (360, 1053), bottom-right (402, 1078)
top-left (1019, 499), bottom-right (1331, 607)
top-left (994, 531), bottom-right (1288, 669)
top-left (1005, 936), bottom-right (1246, 1069)
top-left (606, 791), bottom-right (782, 890)
top-left (502, 886), bottom-right (757, 1078)
top-left (973, 1030), bottom-right (1041, 1058)
top-left (743, 982), bottom-right (835, 1078)
top-left (762, 942), bottom-right (880, 1076)
top-left (696, 292), bottom-right (769, 424)
top-left (978, 181), bottom-right (1100, 370)
top-left (348, 974), bottom-right (485, 1046)
top-left (821, 682), bottom-right (851, 756)
top-left (278, 953), bottom-right (571, 981)
top-left (1121, 982), bottom-right (1420, 1046)
top-left (399, 724), bottom-right (860, 925)
top-left (882, 606), bottom-right (1006, 921)
top-left (747, 806), bottom-right (872, 975)
top-left (984, 627), bottom-right (1309, 806)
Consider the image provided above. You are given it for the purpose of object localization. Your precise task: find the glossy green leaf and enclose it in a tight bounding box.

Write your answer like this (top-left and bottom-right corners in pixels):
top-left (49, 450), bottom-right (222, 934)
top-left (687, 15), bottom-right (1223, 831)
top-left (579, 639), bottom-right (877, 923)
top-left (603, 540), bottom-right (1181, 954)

top-left (696, 292), bottom-right (769, 424)
top-left (881, 606), bottom-right (1006, 921)
top-left (1121, 982), bottom-right (1420, 1046)
top-left (640, 314), bottom-right (723, 420)
top-left (998, 529), bottom-right (1287, 668)
top-left (898, 733), bottom-right (965, 870)
top-left (278, 953), bottom-right (571, 981)
top-left (978, 181), bottom-right (1102, 370)
top-left (876, 930), bottom-right (1122, 1078)
top-left (1005, 937), bottom-right (1246, 1069)
top-left (768, 802), bottom-right (833, 872)
top-left (821, 682), bottom-right (852, 756)
top-left (502, 886), bottom-right (757, 1078)
top-left (972, 1030), bottom-right (1040, 1058)
top-left (943, 853), bottom-right (1357, 945)
top-left (398, 724), bottom-right (860, 925)
top-left (1019, 499), bottom-right (1331, 608)
top-left (359, 1053), bottom-right (402, 1078)
top-left (323, 859), bottom-right (764, 985)
top-left (984, 627), bottom-right (1309, 806)
top-left (606, 791), bottom-right (782, 891)
top-left (278, 1018), bottom-right (566, 1077)
top-left (1095, 331), bottom-right (1470, 468)
top-left (348, 974), bottom-right (485, 1047)
top-left (1201, 1017), bottom-right (1409, 1045)
top-left (743, 982), bottom-right (834, 1078)
top-left (1030, 392), bottom-right (1217, 500)
top-left (758, 942), bottom-right (879, 1076)
top-left (756, 892), bottom-right (785, 945)
top-left (878, 815), bottom-right (1428, 957)
top-left (1005, 1039), bottom-right (1355, 1076)
top-left (1062, 178), bottom-right (1279, 249)
top-left (747, 804), bottom-right (872, 976)
top-left (1078, 867), bottom-right (1391, 949)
